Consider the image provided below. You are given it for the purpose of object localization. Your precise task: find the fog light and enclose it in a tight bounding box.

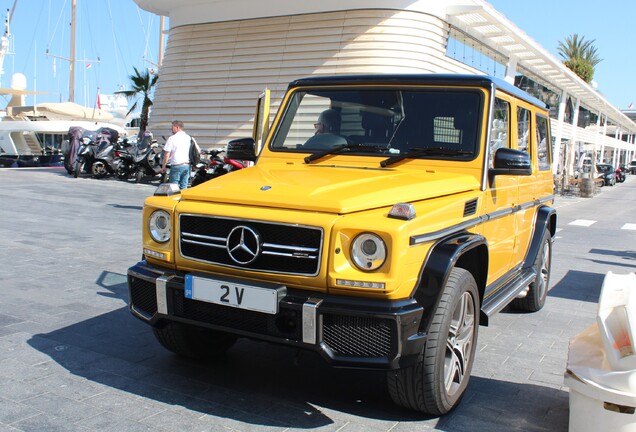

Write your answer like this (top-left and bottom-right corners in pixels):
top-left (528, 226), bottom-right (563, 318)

top-left (143, 248), bottom-right (167, 260)
top-left (336, 279), bottom-right (385, 289)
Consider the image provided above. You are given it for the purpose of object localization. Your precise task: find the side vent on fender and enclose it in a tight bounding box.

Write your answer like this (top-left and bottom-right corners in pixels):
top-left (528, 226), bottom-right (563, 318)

top-left (463, 199), bottom-right (478, 217)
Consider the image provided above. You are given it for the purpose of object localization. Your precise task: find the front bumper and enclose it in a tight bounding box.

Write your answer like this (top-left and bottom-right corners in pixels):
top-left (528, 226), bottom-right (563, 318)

top-left (127, 261), bottom-right (426, 369)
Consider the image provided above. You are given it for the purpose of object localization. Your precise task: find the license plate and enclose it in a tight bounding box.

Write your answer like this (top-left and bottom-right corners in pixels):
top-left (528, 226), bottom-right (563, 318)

top-left (184, 274), bottom-right (286, 314)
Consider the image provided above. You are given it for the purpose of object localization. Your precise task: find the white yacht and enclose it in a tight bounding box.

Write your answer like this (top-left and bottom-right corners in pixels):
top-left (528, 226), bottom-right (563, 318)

top-left (0, 74), bottom-right (135, 168)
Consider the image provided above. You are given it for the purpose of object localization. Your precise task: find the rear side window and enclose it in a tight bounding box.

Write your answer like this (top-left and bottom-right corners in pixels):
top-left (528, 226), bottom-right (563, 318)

top-left (536, 115), bottom-right (551, 171)
top-left (490, 98), bottom-right (510, 168)
top-left (517, 107), bottom-right (530, 154)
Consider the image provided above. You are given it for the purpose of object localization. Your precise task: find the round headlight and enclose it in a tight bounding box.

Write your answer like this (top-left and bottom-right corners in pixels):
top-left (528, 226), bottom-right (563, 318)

top-left (351, 233), bottom-right (386, 271)
top-left (148, 210), bottom-right (171, 243)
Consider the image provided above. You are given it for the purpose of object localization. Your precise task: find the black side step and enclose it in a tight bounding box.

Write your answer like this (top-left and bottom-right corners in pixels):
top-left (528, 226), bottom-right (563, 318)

top-left (481, 269), bottom-right (536, 322)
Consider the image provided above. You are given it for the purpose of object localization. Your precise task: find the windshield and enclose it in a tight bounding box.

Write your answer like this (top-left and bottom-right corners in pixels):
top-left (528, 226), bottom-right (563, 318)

top-left (270, 87), bottom-right (483, 162)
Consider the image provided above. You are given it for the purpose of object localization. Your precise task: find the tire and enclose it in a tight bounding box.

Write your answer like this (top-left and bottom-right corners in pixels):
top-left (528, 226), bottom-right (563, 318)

top-left (73, 160), bottom-right (83, 178)
top-left (91, 161), bottom-right (108, 178)
top-left (152, 321), bottom-right (237, 359)
top-left (512, 230), bottom-right (552, 312)
top-left (388, 268), bottom-right (479, 415)
top-left (117, 168), bottom-right (129, 181)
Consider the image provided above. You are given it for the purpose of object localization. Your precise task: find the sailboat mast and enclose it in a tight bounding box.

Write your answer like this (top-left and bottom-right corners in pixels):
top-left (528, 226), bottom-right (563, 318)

top-left (69, 0), bottom-right (76, 102)
top-left (158, 16), bottom-right (164, 68)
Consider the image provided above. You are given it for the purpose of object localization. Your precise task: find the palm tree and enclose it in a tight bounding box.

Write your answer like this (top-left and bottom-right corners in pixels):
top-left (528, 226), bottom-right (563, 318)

top-left (557, 34), bottom-right (602, 83)
top-left (116, 67), bottom-right (159, 138)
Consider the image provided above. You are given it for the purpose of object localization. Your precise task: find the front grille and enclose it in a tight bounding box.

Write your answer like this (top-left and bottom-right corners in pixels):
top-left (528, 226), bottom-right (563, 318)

top-left (170, 288), bottom-right (302, 341)
top-left (322, 314), bottom-right (394, 357)
top-left (129, 276), bottom-right (158, 317)
top-left (179, 215), bottom-right (323, 275)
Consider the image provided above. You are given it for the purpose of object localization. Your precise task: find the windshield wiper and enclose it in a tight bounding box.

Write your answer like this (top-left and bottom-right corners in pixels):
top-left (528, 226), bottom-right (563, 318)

top-left (304, 143), bottom-right (388, 164)
top-left (380, 147), bottom-right (472, 167)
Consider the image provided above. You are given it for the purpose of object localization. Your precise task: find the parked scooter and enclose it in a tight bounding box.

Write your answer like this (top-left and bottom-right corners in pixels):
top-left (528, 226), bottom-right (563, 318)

top-left (113, 138), bottom-right (137, 180)
top-left (190, 148), bottom-right (249, 186)
top-left (90, 127), bottom-right (121, 178)
top-left (73, 130), bottom-right (100, 178)
top-left (616, 166), bottom-right (626, 183)
top-left (133, 132), bottom-right (163, 183)
top-left (191, 149), bottom-right (226, 186)
top-left (223, 156), bottom-right (249, 173)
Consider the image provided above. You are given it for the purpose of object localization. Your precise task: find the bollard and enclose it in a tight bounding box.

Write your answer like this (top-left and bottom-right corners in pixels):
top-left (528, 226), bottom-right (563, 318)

top-left (580, 178), bottom-right (594, 198)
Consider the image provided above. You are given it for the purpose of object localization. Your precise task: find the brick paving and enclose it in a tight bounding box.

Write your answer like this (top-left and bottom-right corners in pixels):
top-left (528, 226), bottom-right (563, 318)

top-left (1, 167), bottom-right (634, 431)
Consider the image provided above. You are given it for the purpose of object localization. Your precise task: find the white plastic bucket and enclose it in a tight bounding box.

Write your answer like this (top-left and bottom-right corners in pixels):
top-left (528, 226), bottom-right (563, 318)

top-left (566, 371), bottom-right (636, 432)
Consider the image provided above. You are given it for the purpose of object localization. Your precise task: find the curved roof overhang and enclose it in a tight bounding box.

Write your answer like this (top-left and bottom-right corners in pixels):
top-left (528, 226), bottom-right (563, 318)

top-left (134, 0), bottom-right (636, 134)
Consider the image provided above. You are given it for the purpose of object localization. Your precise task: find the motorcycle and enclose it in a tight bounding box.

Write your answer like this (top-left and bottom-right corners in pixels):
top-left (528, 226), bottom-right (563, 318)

top-left (133, 132), bottom-right (164, 183)
top-left (90, 127), bottom-right (121, 178)
top-left (223, 155), bottom-right (249, 173)
top-left (113, 138), bottom-right (137, 180)
top-left (190, 149), bottom-right (226, 186)
top-left (190, 149), bottom-right (249, 186)
top-left (616, 166), bottom-right (626, 183)
top-left (73, 130), bottom-right (100, 178)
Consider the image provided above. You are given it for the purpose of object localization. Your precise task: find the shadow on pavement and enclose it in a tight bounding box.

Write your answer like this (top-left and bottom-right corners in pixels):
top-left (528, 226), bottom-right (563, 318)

top-left (548, 269), bottom-right (603, 303)
top-left (95, 271), bottom-right (130, 301)
top-left (587, 248), bottom-right (636, 269)
top-left (27, 273), bottom-right (569, 430)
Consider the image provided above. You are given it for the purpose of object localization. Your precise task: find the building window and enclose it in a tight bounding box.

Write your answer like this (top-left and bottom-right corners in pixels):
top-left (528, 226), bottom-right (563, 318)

top-left (514, 74), bottom-right (561, 119)
top-left (446, 28), bottom-right (507, 79)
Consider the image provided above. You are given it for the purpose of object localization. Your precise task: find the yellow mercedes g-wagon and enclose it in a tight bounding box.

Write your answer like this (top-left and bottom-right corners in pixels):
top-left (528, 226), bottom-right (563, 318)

top-left (128, 74), bottom-right (556, 415)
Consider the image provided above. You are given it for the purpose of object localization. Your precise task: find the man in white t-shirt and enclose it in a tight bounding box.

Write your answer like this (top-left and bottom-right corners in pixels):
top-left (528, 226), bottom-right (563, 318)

top-left (161, 120), bottom-right (192, 189)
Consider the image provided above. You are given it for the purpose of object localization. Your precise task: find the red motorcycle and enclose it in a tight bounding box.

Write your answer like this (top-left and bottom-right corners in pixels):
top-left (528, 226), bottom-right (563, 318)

top-left (190, 149), bottom-right (249, 186)
top-left (616, 166), bottom-right (626, 183)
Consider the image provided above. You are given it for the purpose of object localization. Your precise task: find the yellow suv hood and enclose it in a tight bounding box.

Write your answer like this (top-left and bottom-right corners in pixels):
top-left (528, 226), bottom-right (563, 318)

top-left (181, 163), bottom-right (479, 214)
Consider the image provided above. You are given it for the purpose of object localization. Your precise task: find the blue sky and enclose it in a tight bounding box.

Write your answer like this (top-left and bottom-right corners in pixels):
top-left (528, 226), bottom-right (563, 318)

top-left (3, 0), bottom-right (634, 111)
top-left (488, 0), bottom-right (636, 110)
top-left (2, 0), bottom-right (164, 109)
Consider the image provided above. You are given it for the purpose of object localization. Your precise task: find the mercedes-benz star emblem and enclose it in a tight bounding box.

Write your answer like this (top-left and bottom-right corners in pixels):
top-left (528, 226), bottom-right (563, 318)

top-left (226, 226), bottom-right (261, 264)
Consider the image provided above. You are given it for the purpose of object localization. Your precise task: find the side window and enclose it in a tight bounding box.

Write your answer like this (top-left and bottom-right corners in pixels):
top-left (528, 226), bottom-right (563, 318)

top-left (274, 94), bottom-right (332, 148)
top-left (517, 107), bottom-right (530, 154)
top-left (490, 98), bottom-right (510, 168)
top-left (536, 115), bottom-right (551, 171)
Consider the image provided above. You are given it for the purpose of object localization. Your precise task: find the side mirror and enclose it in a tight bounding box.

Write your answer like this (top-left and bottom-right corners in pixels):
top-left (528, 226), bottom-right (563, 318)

top-left (489, 148), bottom-right (532, 176)
top-left (227, 138), bottom-right (256, 162)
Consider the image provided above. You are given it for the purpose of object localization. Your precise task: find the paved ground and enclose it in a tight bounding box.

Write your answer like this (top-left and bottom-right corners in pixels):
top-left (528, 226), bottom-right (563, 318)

top-left (0, 167), bottom-right (635, 432)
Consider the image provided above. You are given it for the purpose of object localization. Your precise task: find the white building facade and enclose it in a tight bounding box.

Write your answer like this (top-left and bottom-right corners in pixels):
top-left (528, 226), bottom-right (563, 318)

top-left (134, 0), bottom-right (636, 175)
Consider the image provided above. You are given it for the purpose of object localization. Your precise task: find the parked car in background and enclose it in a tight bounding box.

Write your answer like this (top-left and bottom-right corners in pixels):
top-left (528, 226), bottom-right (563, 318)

top-left (629, 160), bottom-right (636, 175)
top-left (596, 163), bottom-right (616, 186)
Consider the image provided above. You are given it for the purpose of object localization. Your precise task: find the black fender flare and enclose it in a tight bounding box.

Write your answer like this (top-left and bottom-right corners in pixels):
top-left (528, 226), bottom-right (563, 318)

top-left (522, 205), bottom-right (557, 270)
top-left (412, 232), bottom-right (488, 333)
